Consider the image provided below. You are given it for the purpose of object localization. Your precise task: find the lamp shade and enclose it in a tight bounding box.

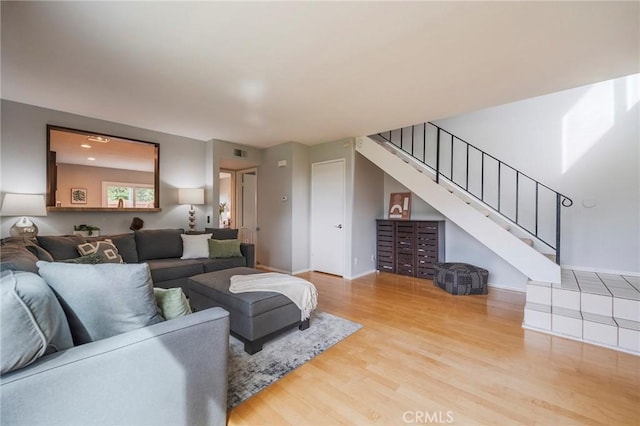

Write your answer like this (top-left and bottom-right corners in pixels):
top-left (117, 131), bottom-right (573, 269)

top-left (178, 188), bottom-right (204, 205)
top-left (1, 194), bottom-right (47, 216)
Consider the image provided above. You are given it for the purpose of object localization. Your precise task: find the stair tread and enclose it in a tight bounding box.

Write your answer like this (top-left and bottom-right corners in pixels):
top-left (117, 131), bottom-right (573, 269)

top-left (615, 318), bottom-right (640, 331)
top-left (551, 306), bottom-right (582, 318)
top-left (582, 312), bottom-right (617, 326)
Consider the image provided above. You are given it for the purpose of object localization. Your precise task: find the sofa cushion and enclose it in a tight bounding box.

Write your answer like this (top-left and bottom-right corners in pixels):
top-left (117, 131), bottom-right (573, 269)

top-left (2, 237), bottom-right (55, 262)
top-left (0, 242), bottom-right (41, 273)
top-left (36, 235), bottom-right (86, 260)
top-left (201, 257), bottom-right (247, 273)
top-left (208, 239), bottom-right (242, 258)
top-left (153, 287), bottom-right (192, 320)
top-left (180, 233), bottom-right (213, 259)
top-left (0, 270), bottom-right (74, 374)
top-left (205, 228), bottom-right (238, 240)
top-left (135, 229), bottom-right (184, 261)
top-left (145, 258), bottom-right (205, 283)
top-left (77, 239), bottom-right (123, 263)
top-left (87, 233), bottom-right (138, 263)
top-left (36, 262), bottom-right (164, 345)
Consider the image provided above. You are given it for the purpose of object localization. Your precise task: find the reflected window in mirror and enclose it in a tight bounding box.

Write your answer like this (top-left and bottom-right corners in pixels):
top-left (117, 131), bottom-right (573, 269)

top-left (47, 125), bottom-right (160, 210)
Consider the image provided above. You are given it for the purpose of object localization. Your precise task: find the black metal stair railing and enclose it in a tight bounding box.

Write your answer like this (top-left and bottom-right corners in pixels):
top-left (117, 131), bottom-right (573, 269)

top-left (375, 122), bottom-right (573, 264)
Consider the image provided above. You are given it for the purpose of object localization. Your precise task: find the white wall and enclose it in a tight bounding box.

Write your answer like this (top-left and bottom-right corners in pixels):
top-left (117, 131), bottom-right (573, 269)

top-left (352, 151), bottom-right (384, 278)
top-left (257, 143), bottom-right (294, 271)
top-left (1, 100), bottom-right (210, 236)
top-left (434, 74), bottom-right (640, 274)
top-left (291, 143), bottom-right (310, 274)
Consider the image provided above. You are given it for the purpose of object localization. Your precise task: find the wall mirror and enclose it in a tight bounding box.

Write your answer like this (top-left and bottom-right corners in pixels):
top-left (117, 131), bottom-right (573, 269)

top-left (46, 125), bottom-right (160, 212)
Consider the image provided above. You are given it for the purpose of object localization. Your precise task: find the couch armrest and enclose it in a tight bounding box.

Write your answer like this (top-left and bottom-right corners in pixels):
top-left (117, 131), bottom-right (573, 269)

top-left (240, 243), bottom-right (255, 268)
top-left (1, 308), bottom-right (230, 426)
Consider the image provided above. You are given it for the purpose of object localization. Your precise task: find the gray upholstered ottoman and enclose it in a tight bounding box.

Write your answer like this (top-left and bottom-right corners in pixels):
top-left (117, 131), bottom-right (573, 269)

top-left (187, 267), bottom-right (309, 354)
top-left (434, 263), bottom-right (488, 295)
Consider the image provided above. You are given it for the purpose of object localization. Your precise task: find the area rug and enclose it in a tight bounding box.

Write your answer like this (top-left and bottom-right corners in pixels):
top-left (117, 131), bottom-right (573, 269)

top-left (227, 311), bottom-right (362, 408)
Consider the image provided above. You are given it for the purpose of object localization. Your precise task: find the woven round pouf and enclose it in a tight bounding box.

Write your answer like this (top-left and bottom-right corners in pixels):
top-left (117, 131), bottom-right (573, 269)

top-left (434, 263), bottom-right (488, 295)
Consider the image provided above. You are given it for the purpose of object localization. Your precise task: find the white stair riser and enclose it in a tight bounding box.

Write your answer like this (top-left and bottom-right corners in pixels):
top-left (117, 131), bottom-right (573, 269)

top-left (552, 314), bottom-right (582, 338)
top-left (581, 293), bottom-right (612, 316)
top-left (583, 321), bottom-right (618, 347)
top-left (613, 298), bottom-right (640, 322)
top-left (524, 309), bottom-right (551, 331)
top-left (526, 285), bottom-right (551, 305)
top-left (552, 288), bottom-right (581, 310)
top-left (619, 328), bottom-right (640, 353)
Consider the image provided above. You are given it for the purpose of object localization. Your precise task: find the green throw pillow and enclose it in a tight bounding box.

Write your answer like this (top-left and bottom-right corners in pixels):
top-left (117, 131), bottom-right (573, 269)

top-left (208, 239), bottom-right (242, 258)
top-left (153, 287), bottom-right (192, 320)
top-left (61, 253), bottom-right (103, 264)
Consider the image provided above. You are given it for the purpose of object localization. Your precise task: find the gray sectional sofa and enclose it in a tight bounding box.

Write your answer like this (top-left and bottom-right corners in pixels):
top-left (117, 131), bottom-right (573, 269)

top-left (0, 228), bottom-right (255, 425)
top-left (1, 300), bottom-right (230, 426)
top-left (0, 228), bottom-right (255, 294)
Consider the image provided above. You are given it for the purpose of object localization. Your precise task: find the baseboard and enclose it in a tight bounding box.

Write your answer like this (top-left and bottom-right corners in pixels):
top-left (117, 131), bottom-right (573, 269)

top-left (561, 264), bottom-right (640, 277)
top-left (292, 268), bottom-right (311, 275)
top-left (257, 265), bottom-right (292, 274)
top-left (345, 269), bottom-right (377, 280)
top-left (488, 282), bottom-right (526, 293)
top-left (522, 324), bottom-right (639, 356)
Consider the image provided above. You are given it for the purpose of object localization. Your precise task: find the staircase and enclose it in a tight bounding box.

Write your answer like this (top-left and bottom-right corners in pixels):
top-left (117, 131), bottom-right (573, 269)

top-left (356, 133), bottom-right (562, 283)
top-left (356, 123), bottom-right (639, 355)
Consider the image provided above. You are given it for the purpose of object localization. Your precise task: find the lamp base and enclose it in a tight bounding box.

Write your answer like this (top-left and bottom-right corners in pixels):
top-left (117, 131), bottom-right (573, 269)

top-left (10, 217), bottom-right (39, 238)
top-left (188, 206), bottom-right (196, 231)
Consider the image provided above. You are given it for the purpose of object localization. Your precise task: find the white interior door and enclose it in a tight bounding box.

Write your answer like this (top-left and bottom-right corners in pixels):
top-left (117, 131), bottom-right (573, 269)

top-left (236, 169), bottom-right (257, 250)
top-left (311, 159), bottom-right (345, 276)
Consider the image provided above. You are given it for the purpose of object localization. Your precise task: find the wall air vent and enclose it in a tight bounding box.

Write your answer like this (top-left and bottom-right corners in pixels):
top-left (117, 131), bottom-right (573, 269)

top-left (233, 149), bottom-right (247, 158)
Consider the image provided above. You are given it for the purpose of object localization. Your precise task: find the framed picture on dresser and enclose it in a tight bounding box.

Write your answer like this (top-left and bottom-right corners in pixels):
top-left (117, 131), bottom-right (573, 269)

top-left (388, 192), bottom-right (411, 219)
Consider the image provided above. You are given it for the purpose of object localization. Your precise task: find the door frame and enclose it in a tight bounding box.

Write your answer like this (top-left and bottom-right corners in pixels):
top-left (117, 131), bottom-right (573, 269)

top-left (235, 168), bottom-right (258, 255)
top-left (310, 159), bottom-right (346, 276)
top-left (219, 169), bottom-right (235, 227)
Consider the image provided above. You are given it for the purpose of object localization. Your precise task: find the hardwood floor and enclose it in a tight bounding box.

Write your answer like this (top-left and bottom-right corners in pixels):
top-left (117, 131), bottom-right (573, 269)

top-left (228, 272), bottom-right (640, 425)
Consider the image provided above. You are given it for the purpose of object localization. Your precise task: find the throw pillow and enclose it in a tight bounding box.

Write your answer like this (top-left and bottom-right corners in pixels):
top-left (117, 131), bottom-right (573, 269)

top-left (1, 270), bottom-right (74, 374)
top-left (180, 233), bottom-right (212, 259)
top-left (36, 262), bottom-right (164, 345)
top-left (208, 239), bottom-right (242, 258)
top-left (134, 229), bottom-right (184, 261)
top-left (0, 242), bottom-right (41, 273)
top-left (86, 233), bottom-right (138, 263)
top-left (61, 253), bottom-right (103, 264)
top-left (205, 228), bottom-right (238, 240)
top-left (36, 234), bottom-right (86, 260)
top-left (154, 287), bottom-right (192, 320)
top-left (76, 239), bottom-right (123, 263)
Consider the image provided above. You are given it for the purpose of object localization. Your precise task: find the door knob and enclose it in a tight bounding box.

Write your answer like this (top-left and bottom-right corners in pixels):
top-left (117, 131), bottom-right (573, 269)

top-left (335, 224), bottom-right (343, 229)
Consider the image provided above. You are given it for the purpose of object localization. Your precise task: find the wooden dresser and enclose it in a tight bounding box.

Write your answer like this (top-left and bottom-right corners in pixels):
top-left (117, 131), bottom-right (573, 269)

top-left (376, 219), bottom-right (445, 279)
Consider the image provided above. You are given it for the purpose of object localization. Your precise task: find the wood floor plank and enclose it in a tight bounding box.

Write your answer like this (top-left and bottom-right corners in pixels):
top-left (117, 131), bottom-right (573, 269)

top-left (227, 271), bottom-right (640, 425)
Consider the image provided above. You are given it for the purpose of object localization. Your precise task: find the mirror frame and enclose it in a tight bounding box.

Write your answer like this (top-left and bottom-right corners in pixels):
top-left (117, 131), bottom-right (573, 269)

top-left (46, 125), bottom-right (161, 212)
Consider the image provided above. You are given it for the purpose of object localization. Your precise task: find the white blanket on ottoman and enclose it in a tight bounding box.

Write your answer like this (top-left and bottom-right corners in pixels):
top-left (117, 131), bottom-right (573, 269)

top-left (229, 273), bottom-right (318, 320)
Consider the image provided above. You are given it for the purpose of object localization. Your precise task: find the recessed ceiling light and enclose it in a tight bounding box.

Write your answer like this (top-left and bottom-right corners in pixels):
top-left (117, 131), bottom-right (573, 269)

top-left (87, 136), bottom-right (110, 143)
top-left (87, 157), bottom-right (96, 161)
top-left (81, 144), bottom-right (92, 148)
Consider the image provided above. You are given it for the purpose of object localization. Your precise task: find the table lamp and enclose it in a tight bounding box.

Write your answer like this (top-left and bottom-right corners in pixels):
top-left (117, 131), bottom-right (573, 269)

top-left (1, 193), bottom-right (47, 237)
top-left (178, 188), bottom-right (204, 231)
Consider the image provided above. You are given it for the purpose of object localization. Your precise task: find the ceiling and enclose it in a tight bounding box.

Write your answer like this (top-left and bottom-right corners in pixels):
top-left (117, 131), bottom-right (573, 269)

top-left (2, 2), bottom-right (638, 148)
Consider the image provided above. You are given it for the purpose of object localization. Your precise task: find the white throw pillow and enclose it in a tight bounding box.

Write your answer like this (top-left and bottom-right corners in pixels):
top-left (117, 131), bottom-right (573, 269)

top-left (180, 233), bottom-right (213, 259)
